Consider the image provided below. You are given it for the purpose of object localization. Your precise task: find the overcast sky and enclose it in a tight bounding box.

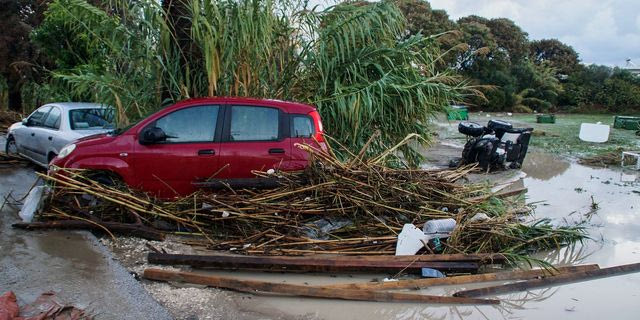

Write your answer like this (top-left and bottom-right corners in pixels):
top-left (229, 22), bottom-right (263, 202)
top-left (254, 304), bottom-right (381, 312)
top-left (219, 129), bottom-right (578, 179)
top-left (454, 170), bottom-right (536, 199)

top-left (429, 0), bottom-right (640, 67)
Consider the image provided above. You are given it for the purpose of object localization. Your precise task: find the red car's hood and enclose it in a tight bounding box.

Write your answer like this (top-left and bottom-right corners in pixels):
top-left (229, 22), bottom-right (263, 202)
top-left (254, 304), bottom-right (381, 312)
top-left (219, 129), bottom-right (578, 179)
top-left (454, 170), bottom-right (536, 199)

top-left (74, 133), bottom-right (115, 146)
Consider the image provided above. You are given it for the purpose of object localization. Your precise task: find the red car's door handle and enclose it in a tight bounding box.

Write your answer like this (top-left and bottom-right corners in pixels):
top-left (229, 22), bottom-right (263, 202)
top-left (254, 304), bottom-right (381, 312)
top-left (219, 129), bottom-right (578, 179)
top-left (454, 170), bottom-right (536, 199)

top-left (198, 149), bottom-right (215, 155)
top-left (269, 148), bottom-right (285, 154)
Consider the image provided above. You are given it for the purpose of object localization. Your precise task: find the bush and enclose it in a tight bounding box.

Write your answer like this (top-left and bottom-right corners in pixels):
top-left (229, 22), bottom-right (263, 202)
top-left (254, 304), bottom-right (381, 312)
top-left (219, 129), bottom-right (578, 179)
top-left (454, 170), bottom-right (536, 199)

top-left (512, 104), bottom-right (533, 113)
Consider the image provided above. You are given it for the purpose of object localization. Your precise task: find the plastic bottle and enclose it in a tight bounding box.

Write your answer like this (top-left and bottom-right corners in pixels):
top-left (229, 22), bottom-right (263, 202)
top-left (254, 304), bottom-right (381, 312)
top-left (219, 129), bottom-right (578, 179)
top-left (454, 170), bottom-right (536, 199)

top-left (423, 218), bottom-right (456, 234)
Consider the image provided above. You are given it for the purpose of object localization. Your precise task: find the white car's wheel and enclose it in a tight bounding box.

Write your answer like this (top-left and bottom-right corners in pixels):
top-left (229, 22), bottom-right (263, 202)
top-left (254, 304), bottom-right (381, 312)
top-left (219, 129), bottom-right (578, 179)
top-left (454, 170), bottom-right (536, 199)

top-left (5, 136), bottom-right (18, 155)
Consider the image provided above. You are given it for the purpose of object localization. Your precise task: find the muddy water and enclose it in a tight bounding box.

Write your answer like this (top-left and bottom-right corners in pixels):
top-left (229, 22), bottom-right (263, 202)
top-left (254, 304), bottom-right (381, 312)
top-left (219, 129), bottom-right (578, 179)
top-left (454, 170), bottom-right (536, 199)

top-left (0, 165), bottom-right (172, 319)
top-left (222, 153), bottom-right (640, 320)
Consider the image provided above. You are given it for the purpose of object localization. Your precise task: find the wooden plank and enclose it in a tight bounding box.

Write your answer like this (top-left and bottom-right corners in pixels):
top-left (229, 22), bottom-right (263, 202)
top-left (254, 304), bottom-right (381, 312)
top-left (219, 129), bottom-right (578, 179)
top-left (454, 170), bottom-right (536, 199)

top-left (147, 253), bottom-right (479, 273)
top-left (288, 253), bottom-right (506, 263)
top-left (325, 264), bottom-right (600, 290)
top-left (143, 268), bottom-right (499, 305)
top-left (454, 262), bottom-right (640, 298)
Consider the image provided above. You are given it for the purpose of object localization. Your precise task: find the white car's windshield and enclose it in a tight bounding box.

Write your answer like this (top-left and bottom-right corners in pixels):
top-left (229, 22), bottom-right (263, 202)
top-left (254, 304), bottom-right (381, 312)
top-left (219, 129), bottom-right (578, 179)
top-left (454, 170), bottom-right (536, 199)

top-left (69, 108), bottom-right (115, 130)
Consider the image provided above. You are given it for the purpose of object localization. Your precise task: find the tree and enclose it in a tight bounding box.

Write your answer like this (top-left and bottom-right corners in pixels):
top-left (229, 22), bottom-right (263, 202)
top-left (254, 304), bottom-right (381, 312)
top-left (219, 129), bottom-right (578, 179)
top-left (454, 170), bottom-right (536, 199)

top-left (486, 18), bottom-right (528, 62)
top-left (529, 39), bottom-right (580, 75)
top-left (0, 0), bottom-right (50, 110)
top-left (456, 16), bottom-right (499, 71)
top-left (394, 0), bottom-right (456, 36)
top-left (393, 0), bottom-right (459, 66)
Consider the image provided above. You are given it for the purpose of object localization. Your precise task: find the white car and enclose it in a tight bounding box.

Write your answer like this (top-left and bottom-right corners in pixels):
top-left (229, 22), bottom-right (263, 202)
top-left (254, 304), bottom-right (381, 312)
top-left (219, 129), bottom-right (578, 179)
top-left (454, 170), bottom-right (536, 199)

top-left (6, 102), bottom-right (115, 167)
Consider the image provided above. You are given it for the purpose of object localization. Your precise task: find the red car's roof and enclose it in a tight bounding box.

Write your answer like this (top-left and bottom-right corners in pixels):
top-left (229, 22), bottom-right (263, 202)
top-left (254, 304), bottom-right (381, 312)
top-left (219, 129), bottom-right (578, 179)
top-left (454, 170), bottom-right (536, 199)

top-left (176, 97), bottom-right (317, 114)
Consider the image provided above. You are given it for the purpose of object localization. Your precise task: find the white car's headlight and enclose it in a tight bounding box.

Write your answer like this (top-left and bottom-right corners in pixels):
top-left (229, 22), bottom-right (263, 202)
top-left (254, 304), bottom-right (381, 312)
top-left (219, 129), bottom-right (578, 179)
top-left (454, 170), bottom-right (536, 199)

top-left (58, 144), bottom-right (76, 159)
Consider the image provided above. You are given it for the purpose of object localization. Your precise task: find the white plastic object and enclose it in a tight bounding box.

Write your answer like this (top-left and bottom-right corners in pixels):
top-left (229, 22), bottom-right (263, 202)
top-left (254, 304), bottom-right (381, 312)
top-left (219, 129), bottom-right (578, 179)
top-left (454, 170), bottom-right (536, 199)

top-left (423, 218), bottom-right (456, 234)
top-left (579, 123), bottom-right (610, 143)
top-left (468, 212), bottom-right (490, 223)
top-left (395, 224), bottom-right (426, 256)
top-left (19, 186), bottom-right (47, 222)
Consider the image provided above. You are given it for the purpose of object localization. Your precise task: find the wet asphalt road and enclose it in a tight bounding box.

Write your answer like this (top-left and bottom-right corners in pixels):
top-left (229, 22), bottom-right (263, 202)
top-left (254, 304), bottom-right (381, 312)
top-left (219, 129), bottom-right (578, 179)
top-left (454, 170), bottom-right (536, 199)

top-left (0, 140), bottom-right (172, 319)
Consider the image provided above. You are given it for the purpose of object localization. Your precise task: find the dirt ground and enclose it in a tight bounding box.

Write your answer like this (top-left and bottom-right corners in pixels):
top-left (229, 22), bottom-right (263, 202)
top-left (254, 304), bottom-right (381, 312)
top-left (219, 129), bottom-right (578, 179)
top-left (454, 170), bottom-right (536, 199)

top-left (3, 116), bottom-right (640, 319)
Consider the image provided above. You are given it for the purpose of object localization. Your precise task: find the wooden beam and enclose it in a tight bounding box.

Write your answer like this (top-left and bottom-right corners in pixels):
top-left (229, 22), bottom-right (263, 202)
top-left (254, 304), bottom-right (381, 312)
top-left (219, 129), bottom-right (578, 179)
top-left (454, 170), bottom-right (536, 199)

top-left (454, 262), bottom-right (640, 298)
top-left (147, 253), bottom-right (480, 273)
top-left (325, 264), bottom-right (600, 290)
top-left (143, 268), bottom-right (499, 305)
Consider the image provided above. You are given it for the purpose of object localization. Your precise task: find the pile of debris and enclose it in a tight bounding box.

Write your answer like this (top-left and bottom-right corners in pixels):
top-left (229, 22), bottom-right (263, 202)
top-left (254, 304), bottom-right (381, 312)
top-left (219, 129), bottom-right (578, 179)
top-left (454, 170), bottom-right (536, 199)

top-left (0, 153), bottom-right (30, 168)
top-left (0, 291), bottom-right (92, 320)
top-left (15, 139), bottom-right (587, 266)
top-left (578, 148), bottom-right (636, 168)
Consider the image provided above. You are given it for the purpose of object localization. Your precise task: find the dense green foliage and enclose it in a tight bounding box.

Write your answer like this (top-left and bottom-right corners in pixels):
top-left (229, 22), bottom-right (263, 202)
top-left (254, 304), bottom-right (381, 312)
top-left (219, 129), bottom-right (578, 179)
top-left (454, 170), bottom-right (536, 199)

top-left (3, 0), bottom-right (639, 158)
top-left (395, 0), bottom-right (640, 113)
top-left (21, 0), bottom-right (474, 164)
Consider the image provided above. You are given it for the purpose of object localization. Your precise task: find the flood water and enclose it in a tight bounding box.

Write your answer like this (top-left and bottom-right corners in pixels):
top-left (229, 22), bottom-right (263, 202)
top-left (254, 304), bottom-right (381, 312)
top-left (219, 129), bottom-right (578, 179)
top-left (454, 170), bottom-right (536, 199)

top-left (224, 152), bottom-right (640, 320)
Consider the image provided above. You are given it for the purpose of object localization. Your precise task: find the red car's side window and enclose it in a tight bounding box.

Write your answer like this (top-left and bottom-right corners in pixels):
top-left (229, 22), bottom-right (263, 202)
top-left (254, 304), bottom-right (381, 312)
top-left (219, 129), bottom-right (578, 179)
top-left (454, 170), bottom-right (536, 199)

top-left (154, 105), bottom-right (219, 143)
top-left (229, 106), bottom-right (279, 141)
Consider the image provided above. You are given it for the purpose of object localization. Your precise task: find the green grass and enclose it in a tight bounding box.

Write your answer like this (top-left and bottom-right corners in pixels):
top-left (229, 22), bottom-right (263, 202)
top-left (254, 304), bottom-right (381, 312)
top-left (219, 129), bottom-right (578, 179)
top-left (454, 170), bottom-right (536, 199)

top-left (455, 113), bottom-right (640, 158)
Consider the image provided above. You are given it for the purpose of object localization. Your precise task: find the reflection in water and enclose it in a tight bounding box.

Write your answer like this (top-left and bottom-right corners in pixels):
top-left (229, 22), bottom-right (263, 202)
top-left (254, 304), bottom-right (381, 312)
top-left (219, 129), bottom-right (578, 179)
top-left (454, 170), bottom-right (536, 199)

top-left (522, 152), bottom-right (570, 181)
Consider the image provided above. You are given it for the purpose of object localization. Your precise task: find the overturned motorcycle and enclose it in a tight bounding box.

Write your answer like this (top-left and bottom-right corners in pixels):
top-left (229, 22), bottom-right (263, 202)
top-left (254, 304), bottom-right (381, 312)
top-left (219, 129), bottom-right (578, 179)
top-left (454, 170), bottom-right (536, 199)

top-left (450, 120), bottom-right (534, 171)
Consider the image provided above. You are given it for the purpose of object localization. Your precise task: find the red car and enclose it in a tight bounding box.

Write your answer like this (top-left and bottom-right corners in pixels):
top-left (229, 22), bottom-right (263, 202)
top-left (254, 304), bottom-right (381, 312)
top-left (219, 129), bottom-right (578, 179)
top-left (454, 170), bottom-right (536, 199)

top-left (49, 97), bottom-right (326, 198)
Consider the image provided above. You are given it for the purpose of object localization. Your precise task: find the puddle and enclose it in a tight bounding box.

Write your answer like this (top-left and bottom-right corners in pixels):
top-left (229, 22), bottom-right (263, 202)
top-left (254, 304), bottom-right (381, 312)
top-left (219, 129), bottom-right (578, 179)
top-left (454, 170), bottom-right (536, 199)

top-left (0, 165), bottom-right (172, 319)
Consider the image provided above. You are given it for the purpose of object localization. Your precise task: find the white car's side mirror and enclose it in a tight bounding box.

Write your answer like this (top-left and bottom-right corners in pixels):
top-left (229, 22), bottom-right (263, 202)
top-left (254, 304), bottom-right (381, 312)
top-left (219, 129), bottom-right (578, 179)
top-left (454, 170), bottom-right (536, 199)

top-left (21, 118), bottom-right (28, 125)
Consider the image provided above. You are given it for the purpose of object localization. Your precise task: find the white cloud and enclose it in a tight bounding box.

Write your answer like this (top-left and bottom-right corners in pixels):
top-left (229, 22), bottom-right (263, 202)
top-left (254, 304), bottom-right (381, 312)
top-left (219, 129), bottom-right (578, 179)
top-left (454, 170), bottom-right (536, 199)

top-left (429, 0), bottom-right (640, 66)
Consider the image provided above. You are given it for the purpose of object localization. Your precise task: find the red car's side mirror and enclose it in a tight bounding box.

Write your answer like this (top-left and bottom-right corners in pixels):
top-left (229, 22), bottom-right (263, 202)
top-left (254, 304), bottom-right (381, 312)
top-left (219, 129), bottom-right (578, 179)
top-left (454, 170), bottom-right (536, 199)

top-left (139, 127), bottom-right (167, 145)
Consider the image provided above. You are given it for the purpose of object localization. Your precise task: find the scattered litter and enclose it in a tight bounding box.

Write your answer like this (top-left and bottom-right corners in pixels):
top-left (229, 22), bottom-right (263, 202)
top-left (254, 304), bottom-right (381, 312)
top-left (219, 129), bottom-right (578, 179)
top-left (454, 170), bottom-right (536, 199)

top-left (579, 123), bottom-right (610, 143)
top-left (468, 213), bottom-right (490, 223)
top-left (395, 224), bottom-right (427, 256)
top-left (421, 268), bottom-right (445, 278)
top-left (423, 218), bottom-right (456, 235)
top-left (0, 291), bottom-right (92, 320)
top-left (19, 186), bottom-right (48, 223)
top-left (302, 217), bottom-right (352, 240)
top-left (621, 174), bottom-right (637, 182)
top-left (621, 151), bottom-right (640, 170)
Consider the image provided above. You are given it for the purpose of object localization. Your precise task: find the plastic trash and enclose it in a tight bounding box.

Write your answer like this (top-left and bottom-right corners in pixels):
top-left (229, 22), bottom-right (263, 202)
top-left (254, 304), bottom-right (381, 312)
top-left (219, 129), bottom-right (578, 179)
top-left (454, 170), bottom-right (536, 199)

top-left (421, 268), bottom-right (445, 278)
top-left (468, 212), bottom-right (490, 223)
top-left (423, 218), bottom-right (456, 234)
top-left (303, 217), bottom-right (352, 240)
top-left (395, 224), bottom-right (427, 256)
top-left (579, 123), bottom-right (610, 143)
top-left (19, 186), bottom-right (48, 223)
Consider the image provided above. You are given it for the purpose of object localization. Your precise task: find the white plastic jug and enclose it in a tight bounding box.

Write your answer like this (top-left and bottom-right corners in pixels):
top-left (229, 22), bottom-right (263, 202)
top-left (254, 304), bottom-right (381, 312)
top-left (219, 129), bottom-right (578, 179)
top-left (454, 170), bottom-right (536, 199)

top-left (423, 218), bottom-right (456, 234)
